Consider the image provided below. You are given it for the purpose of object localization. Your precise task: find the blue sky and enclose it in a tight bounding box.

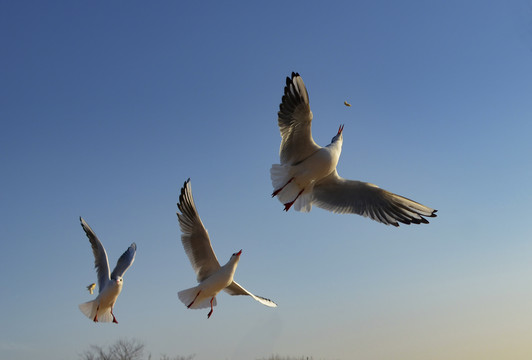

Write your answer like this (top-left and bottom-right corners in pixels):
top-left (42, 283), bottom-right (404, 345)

top-left (1, 1), bottom-right (532, 359)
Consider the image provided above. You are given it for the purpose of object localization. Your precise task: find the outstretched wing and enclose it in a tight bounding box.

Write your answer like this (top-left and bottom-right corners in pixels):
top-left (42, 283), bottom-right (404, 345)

top-left (111, 243), bottom-right (136, 280)
top-left (79, 217), bottom-right (110, 293)
top-left (176, 179), bottom-right (221, 282)
top-left (224, 281), bottom-right (277, 308)
top-left (277, 72), bottom-right (321, 165)
top-left (312, 171), bottom-right (437, 226)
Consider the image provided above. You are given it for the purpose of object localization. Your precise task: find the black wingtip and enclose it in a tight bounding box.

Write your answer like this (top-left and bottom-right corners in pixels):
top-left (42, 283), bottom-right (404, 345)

top-left (287, 72), bottom-right (300, 84)
top-left (177, 178), bottom-right (192, 213)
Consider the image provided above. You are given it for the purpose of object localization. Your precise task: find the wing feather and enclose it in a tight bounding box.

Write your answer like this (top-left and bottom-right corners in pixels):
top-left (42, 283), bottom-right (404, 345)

top-left (176, 179), bottom-right (221, 282)
top-left (111, 243), bottom-right (136, 279)
top-left (312, 171), bottom-right (437, 226)
top-left (224, 281), bottom-right (277, 308)
top-left (277, 72), bottom-right (321, 165)
top-left (79, 217), bottom-right (111, 293)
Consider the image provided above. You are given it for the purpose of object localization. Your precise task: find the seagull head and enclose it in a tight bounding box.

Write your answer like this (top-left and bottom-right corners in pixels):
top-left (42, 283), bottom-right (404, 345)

top-left (230, 249), bottom-right (242, 262)
top-left (331, 124), bottom-right (344, 143)
top-left (112, 276), bottom-right (124, 286)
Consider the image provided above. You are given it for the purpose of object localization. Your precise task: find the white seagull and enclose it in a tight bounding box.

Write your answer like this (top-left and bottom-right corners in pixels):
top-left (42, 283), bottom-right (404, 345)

top-left (78, 217), bottom-right (136, 323)
top-left (176, 179), bottom-right (277, 319)
top-left (270, 72), bottom-right (437, 226)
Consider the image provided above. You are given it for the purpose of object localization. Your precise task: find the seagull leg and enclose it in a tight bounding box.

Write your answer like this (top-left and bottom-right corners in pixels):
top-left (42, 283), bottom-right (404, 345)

top-left (111, 307), bottom-right (118, 324)
top-left (187, 290), bottom-right (201, 308)
top-left (93, 305), bottom-right (99, 322)
top-left (207, 297), bottom-right (214, 319)
top-left (272, 177), bottom-right (294, 197)
top-left (283, 189), bottom-right (304, 211)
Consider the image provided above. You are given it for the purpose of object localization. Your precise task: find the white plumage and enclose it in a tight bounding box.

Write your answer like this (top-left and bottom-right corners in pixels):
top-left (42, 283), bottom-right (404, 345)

top-left (271, 72), bottom-right (437, 226)
top-left (78, 217), bottom-right (136, 323)
top-left (176, 179), bottom-right (277, 319)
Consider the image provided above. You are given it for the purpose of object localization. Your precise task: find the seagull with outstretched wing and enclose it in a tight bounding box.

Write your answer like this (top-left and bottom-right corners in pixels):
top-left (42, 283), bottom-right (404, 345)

top-left (78, 217), bottom-right (136, 323)
top-left (176, 179), bottom-right (277, 319)
top-left (271, 72), bottom-right (437, 226)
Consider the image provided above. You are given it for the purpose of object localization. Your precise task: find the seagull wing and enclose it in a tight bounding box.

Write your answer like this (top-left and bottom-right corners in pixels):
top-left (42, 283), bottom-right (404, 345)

top-left (177, 179), bottom-right (221, 282)
top-left (277, 72), bottom-right (321, 165)
top-left (312, 171), bottom-right (437, 226)
top-left (111, 243), bottom-right (136, 279)
top-left (224, 281), bottom-right (277, 307)
top-left (79, 217), bottom-right (111, 292)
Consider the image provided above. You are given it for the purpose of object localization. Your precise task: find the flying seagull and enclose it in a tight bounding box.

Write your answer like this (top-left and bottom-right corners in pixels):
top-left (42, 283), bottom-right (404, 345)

top-left (270, 72), bottom-right (437, 226)
top-left (78, 217), bottom-right (136, 323)
top-left (176, 179), bottom-right (277, 319)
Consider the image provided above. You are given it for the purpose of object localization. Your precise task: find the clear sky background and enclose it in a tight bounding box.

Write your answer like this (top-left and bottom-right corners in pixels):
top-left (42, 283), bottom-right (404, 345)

top-left (1, 1), bottom-right (532, 359)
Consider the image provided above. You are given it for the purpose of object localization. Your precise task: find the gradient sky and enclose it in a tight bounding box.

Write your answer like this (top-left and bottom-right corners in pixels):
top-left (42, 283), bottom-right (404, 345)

top-left (2, 1), bottom-right (532, 359)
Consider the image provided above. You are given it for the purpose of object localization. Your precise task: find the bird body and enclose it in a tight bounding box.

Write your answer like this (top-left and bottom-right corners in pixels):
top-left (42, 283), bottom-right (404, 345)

top-left (78, 217), bottom-right (136, 323)
top-left (271, 72), bottom-right (437, 226)
top-left (79, 279), bottom-right (123, 323)
top-left (271, 126), bottom-right (343, 212)
top-left (176, 179), bottom-right (277, 318)
top-left (178, 252), bottom-right (240, 312)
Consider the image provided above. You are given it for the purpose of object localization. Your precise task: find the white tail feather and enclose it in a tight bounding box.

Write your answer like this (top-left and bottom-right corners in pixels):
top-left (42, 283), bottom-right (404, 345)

top-left (79, 300), bottom-right (97, 320)
top-left (178, 286), bottom-right (216, 309)
top-left (294, 190), bottom-right (313, 212)
top-left (78, 300), bottom-right (115, 322)
top-left (271, 164), bottom-right (307, 206)
top-left (270, 164), bottom-right (291, 190)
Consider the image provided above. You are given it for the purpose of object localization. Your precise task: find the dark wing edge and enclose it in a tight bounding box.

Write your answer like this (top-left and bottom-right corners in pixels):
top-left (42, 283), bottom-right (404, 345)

top-left (176, 179), bottom-right (221, 282)
top-left (79, 217), bottom-right (111, 292)
top-left (277, 72), bottom-right (320, 164)
top-left (313, 172), bottom-right (437, 227)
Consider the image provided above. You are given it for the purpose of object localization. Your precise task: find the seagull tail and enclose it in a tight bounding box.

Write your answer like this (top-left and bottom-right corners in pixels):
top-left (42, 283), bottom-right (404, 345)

top-left (271, 164), bottom-right (313, 212)
top-left (79, 300), bottom-right (114, 322)
top-left (270, 164), bottom-right (290, 192)
top-left (178, 286), bottom-right (216, 310)
top-left (294, 189), bottom-right (313, 212)
top-left (79, 300), bottom-right (97, 320)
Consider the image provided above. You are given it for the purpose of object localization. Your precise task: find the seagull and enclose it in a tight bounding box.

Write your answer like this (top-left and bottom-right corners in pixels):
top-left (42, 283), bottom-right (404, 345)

top-left (78, 217), bottom-right (136, 323)
top-left (176, 179), bottom-right (277, 319)
top-left (270, 72), bottom-right (437, 226)
top-left (344, 101), bottom-right (352, 107)
top-left (87, 283), bottom-right (96, 295)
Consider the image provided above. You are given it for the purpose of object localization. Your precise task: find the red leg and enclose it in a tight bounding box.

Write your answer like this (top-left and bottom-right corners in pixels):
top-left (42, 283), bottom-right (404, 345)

top-left (93, 305), bottom-right (99, 322)
top-left (207, 297), bottom-right (214, 319)
top-left (187, 290), bottom-right (201, 308)
top-left (283, 189), bottom-right (304, 211)
top-left (111, 307), bottom-right (118, 324)
top-left (272, 177), bottom-right (294, 197)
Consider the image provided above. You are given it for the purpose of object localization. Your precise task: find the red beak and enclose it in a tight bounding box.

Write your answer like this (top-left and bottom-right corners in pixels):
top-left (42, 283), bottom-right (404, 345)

top-left (338, 124), bottom-right (344, 135)
top-left (236, 249), bottom-right (242, 256)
